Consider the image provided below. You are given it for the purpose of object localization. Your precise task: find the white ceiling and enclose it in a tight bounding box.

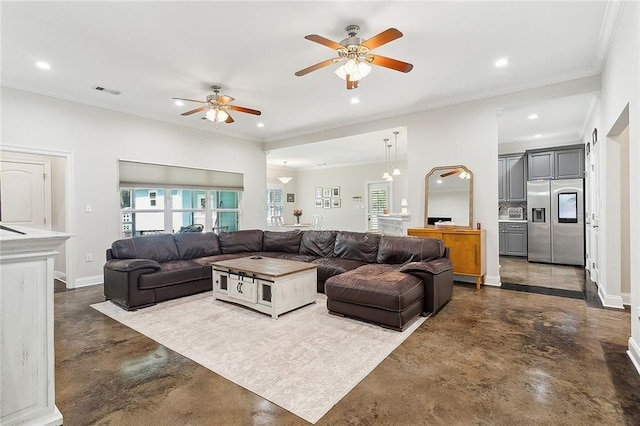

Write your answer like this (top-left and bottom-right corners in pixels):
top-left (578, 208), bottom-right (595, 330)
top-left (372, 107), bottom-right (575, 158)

top-left (2, 1), bottom-right (614, 168)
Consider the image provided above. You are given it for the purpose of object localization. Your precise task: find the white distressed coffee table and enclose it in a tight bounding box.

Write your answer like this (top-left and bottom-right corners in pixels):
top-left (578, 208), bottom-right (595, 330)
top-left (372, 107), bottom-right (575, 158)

top-left (211, 256), bottom-right (318, 319)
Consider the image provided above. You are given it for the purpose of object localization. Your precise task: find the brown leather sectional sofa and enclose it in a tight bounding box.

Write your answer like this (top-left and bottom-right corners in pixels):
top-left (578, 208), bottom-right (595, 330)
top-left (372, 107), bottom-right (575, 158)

top-left (104, 229), bottom-right (454, 330)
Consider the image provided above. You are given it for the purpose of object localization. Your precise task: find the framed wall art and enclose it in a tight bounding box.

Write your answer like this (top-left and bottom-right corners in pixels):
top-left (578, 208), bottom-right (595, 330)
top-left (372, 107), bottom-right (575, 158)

top-left (323, 198), bottom-right (331, 209)
top-left (315, 187), bottom-right (323, 198)
top-left (331, 198), bottom-right (341, 208)
top-left (315, 199), bottom-right (323, 208)
top-left (332, 186), bottom-right (340, 197)
top-left (287, 193), bottom-right (295, 203)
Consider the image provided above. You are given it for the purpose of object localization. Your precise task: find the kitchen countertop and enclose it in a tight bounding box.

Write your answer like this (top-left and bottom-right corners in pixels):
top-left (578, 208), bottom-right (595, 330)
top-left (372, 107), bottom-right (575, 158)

top-left (498, 219), bottom-right (527, 223)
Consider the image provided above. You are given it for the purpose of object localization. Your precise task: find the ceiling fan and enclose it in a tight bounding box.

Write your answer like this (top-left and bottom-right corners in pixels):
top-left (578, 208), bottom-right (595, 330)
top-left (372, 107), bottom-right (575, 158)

top-left (173, 85), bottom-right (261, 125)
top-left (295, 25), bottom-right (413, 90)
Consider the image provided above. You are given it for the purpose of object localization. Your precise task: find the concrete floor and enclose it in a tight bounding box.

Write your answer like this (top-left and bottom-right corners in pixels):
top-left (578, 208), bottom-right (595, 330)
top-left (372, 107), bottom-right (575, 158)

top-left (54, 283), bottom-right (640, 425)
top-left (499, 256), bottom-right (585, 292)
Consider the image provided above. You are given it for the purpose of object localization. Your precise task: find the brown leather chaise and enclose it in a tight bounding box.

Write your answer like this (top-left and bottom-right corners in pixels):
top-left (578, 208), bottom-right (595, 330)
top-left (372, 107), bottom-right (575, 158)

top-left (324, 235), bottom-right (453, 330)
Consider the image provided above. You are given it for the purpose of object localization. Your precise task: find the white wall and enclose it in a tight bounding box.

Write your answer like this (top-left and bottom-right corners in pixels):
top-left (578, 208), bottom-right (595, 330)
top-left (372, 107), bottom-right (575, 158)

top-left (1, 87), bottom-right (266, 287)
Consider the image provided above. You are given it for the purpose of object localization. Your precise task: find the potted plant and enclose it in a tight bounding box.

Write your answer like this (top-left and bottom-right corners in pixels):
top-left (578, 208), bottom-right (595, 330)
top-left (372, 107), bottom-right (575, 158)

top-left (293, 209), bottom-right (303, 224)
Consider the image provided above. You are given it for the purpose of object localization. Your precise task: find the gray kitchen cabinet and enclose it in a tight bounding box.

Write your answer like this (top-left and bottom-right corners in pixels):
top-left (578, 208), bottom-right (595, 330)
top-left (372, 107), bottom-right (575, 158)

top-left (528, 146), bottom-right (584, 180)
top-left (499, 222), bottom-right (507, 255)
top-left (499, 222), bottom-right (527, 257)
top-left (498, 154), bottom-right (526, 201)
top-left (528, 151), bottom-right (554, 180)
top-left (555, 148), bottom-right (584, 179)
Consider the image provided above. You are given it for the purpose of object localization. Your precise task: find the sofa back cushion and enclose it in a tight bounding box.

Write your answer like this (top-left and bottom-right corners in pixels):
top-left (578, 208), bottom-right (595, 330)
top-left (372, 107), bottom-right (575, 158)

top-left (218, 229), bottom-right (264, 254)
top-left (376, 235), bottom-right (444, 264)
top-left (334, 231), bottom-right (380, 263)
top-left (110, 234), bottom-right (180, 263)
top-left (300, 230), bottom-right (337, 257)
top-left (263, 230), bottom-right (302, 253)
top-left (173, 232), bottom-right (221, 260)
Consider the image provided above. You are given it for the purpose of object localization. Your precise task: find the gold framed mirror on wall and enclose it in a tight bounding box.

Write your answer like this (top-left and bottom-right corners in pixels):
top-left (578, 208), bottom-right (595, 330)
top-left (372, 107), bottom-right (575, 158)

top-left (424, 165), bottom-right (473, 228)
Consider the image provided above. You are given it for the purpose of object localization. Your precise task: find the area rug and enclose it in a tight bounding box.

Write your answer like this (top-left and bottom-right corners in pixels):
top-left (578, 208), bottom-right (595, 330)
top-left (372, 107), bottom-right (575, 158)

top-left (91, 293), bottom-right (427, 424)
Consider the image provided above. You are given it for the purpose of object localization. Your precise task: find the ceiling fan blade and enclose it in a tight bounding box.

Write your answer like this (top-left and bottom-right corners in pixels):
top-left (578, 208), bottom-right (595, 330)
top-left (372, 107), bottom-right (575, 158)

top-left (295, 58), bottom-right (341, 76)
top-left (368, 54), bottom-right (414, 73)
top-left (173, 97), bottom-right (206, 104)
top-left (181, 106), bottom-right (207, 116)
top-left (217, 95), bottom-right (235, 104)
top-left (225, 113), bottom-right (234, 123)
top-left (229, 105), bottom-right (261, 116)
top-left (304, 34), bottom-right (344, 50)
top-left (361, 28), bottom-right (403, 50)
top-left (440, 169), bottom-right (461, 178)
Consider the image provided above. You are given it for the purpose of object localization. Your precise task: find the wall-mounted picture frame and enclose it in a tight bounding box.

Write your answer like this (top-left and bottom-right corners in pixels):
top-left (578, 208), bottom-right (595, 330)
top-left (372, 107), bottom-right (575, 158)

top-left (323, 198), bottom-right (331, 209)
top-left (323, 188), bottom-right (331, 198)
top-left (592, 128), bottom-right (598, 144)
top-left (286, 193), bottom-right (295, 203)
top-left (332, 186), bottom-right (340, 197)
top-left (315, 199), bottom-right (323, 208)
top-left (331, 198), bottom-right (341, 208)
top-left (315, 187), bottom-right (323, 198)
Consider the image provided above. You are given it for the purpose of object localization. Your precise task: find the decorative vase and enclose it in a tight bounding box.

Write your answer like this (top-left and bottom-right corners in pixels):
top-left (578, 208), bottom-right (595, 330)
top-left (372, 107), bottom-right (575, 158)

top-left (296, 216), bottom-right (300, 224)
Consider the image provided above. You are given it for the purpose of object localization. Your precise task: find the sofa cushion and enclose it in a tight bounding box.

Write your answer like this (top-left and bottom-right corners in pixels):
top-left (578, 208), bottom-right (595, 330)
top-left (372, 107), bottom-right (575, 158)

top-left (105, 258), bottom-right (161, 272)
top-left (376, 235), bottom-right (445, 264)
top-left (300, 230), bottom-right (337, 257)
top-left (334, 231), bottom-right (380, 263)
top-left (111, 234), bottom-right (180, 263)
top-left (311, 257), bottom-right (367, 285)
top-left (325, 264), bottom-right (423, 312)
top-left (262, 230), bottom-right (302, 253)
top-left (138, 260), bottom-right (205, 289)
top-left (173, 232), bottom-right (221, 260)
top-left (218, 229), bottom-right (264, 253)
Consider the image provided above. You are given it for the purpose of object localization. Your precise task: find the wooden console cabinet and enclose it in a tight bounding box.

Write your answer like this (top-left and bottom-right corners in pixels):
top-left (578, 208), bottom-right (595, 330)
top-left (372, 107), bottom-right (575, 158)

top-left (408, 227), bottom-right (486, 289)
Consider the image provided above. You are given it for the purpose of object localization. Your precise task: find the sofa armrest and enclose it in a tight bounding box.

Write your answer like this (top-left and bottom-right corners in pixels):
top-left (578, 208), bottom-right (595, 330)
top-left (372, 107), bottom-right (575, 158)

top-left (105, 258), bottom-right (161, 272)
top-left (399, 258), bottom-right (452, 275)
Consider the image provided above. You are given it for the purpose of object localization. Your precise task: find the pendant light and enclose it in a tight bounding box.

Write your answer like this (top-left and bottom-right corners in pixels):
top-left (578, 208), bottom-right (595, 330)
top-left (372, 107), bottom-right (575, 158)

top-left (385, 142), bottom-right (393, 182)
top-left (278, 161), bottom-right (293, 184)
top-left (381, 138), bottom-right (390, 179)
top-left (392, 131), bottom-right (401, 176)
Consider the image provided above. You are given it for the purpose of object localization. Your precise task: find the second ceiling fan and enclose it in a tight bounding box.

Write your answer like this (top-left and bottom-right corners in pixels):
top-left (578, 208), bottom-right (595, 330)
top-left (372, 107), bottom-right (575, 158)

top-left (295, 25), bottom-right (413, 89)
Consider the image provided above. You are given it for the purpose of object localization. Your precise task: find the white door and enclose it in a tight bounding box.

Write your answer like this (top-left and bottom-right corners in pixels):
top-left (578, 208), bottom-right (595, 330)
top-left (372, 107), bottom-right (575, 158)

top-left (588, 142), bottom-right (600, 283)
top-left (0, 159), bottom-right (51, 229)
top-left (367, 182), bottom-right (390, 232)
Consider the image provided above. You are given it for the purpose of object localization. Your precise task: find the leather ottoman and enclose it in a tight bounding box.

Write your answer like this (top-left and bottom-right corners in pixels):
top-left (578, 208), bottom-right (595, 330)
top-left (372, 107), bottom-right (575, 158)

top-left (324, 264), bottom-right (424, 331)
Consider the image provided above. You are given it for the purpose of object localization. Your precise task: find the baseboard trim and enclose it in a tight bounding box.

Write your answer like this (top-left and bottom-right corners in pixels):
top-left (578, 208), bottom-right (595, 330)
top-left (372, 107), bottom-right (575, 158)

top-left (453, 274), bottom-right (500, 287)
top-left (71, 274), bottom-right (103, 288)
top-left (54, 271), bottom-right (67, 283)
top-left (621, 292), bottom-right (631, 306)
top-left (628, 337), bottom-right (640, 376)
top-left (484, 274), bottom-right (501, 287)
top-left (598, 285), bottom-right (625, 309)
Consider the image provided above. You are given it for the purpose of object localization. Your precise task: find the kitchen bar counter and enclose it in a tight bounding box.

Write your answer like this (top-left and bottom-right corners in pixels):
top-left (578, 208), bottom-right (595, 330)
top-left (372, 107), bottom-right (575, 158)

top-left (498, 219), bottom-right (527, 223)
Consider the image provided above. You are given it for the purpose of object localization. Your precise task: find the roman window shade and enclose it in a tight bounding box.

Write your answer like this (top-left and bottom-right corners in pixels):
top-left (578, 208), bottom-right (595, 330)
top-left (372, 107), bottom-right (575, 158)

top-left (118, 160), bottom-right (244, 191)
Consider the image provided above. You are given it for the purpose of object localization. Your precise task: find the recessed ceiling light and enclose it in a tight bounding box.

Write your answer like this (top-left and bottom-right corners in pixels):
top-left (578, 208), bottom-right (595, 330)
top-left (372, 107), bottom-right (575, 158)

top-left (350, 98), bottom-right (360, 104)
top-left (528, 114), bottom-right (538, 120)
top-left (257, 122), bottom-right (265, 128)
top-left (174, 100), bottom-right (184, 107)
top-left (35, 61), bottom-right (51, 70)
top-left (534, 134), bottom-right (542, 138)
top-left (494, 58), bottom-right (509, 68)
top-left (437, 179), bottom-right (443, 184)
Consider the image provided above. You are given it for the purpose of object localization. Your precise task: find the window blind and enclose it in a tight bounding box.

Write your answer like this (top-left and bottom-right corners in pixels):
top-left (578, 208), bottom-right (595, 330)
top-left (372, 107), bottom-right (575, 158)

top-left (118, 160), bottom-right (244, 191)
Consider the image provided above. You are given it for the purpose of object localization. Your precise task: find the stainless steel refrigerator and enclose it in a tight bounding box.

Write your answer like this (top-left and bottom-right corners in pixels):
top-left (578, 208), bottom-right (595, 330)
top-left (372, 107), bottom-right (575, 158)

top-left (527, 179), bottom-right (584, 266)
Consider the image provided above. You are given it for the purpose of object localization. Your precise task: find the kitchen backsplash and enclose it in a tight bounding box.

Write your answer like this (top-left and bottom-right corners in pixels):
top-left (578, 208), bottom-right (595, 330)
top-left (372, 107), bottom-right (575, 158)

top-left (499, 201), bottom-right (527, 218)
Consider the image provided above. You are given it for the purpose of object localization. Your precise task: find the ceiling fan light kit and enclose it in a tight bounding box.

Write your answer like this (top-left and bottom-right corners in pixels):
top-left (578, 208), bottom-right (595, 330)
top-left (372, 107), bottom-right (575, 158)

top-left (295, 25), bottom-right (413, 90)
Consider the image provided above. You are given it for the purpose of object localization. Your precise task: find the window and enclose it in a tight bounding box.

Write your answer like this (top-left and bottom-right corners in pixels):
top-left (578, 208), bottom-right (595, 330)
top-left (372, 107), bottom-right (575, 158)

top-left (120, 188), bottom-right (240, 237)
top-left (367, 182), bottom-right (390, 232)
top-left (266, 185), bottom-right (284, 224)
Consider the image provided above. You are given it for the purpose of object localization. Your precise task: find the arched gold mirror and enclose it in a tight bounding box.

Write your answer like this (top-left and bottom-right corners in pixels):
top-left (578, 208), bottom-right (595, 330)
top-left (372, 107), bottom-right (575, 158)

top-left (424, 165), bottom-right (473, 228)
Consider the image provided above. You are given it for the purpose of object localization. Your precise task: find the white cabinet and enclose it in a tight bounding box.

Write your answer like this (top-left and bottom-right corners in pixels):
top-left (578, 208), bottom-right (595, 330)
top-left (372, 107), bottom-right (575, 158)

top-left (0, 226), bottom-right (70, 426)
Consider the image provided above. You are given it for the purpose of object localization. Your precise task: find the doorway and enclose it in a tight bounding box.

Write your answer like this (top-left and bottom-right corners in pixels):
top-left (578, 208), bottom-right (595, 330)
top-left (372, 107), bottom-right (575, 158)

top-left (1, 157), bottom-right (52, 229)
